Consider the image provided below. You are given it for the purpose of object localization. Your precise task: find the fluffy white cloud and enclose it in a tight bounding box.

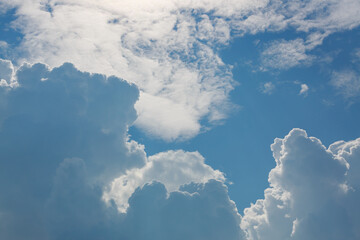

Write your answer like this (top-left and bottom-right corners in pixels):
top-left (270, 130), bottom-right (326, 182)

top-left (299, 83), bottom-right (309, 95)
top-left (241, 128), bottom-right (360, 240)
top-left (104, 150), bottom-right (225, 212)
top-left (1, 0), bottom-right (359, 139)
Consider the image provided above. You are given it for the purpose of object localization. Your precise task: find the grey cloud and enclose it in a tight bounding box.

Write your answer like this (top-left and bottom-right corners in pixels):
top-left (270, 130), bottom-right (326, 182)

top-left (0, 61), bottom-right (244, 240)
top-left (0, 61), bottom-right (142, 239)
top-left (122, 180), bottom-right (244, 240)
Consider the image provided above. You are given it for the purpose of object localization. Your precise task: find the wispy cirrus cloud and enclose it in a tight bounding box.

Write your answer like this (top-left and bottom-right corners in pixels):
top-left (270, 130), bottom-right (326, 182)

top-left (331, 70), bottom-right (360, 99)
top-left (261, 39), bottom-right (313, 70)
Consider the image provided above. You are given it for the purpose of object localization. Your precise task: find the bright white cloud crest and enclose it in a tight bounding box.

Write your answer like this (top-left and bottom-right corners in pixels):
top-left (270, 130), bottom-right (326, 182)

top-left (104, 149), bottom-right (225, 212)
top-left (0, 58), bottom-right (16, 86)
top-left (241, 129), bottom-right (360, 240)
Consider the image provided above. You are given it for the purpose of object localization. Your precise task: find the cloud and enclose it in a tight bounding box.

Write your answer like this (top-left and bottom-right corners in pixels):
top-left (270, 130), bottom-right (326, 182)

top-left (121, 180), bottom-right (244, 240)
top-left (2, 61), bottom-right (360, 240)
top-left (299, 83), bottom-right (309, 96)
top-left (331, 70), bottom-right (360, 99)
top-left (0, 41), bottom-right (9, 56)
top-left (241, 128), bottom-right (360, 240)
top-left (0, 58), bottom-right (16, 86)
top-left (134, 92), bottom-right (202, 141)
top-left (0, 60), bottom-right (243, 239)
top-left (0, 60), bottom-right (145, 239)
top-left (104, 150), bottom-right (225, 212)
top-left (261, 39), bottom-right (313, 70)
top-left (261, 82), bottom-right (275, 94)
top-left (1, 0), bottom-right (359, 139)
top-left (0, 0), bottom-right (240, 140)
top-left (353, 48), bottom-right (360, 64)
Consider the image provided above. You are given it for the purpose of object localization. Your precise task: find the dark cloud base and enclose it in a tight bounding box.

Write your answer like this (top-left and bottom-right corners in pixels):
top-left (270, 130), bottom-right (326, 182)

top-left (0, 62), bottom-right (243, 240)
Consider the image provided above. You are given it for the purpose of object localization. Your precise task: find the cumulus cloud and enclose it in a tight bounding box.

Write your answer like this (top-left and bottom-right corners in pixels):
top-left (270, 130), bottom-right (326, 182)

top-left (104, 150), bottom-right (225, 212)
top-left (1, 0), bottom-right (359, 139)
top-left (2, 62), bottom-right (360, 240)
top-left (299, 83), bottom-right (309, 96)
top-left (241, 128), bottom-right (360, 240)
top-left (121, 180), bottom-right (244, 240)
top-left (0, 60), bottom-right (243, 239)
top-left (0, 60), bottom-right (144, 239)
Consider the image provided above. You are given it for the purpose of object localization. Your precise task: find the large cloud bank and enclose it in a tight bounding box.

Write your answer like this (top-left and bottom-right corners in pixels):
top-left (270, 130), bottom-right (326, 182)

top-left (241, 129), bottom-right (360, 240)
top-left (1, 60), bottom-right (360, 239)
top-left (0, 61), bottom-right (243, 240)
top-left (0, 0), bottom-right (359, 140)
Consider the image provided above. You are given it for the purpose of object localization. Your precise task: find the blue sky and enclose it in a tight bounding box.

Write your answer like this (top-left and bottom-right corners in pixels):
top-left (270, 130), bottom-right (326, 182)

top-left (129, 25), bottom-right (360, 210)
top-left (1, 1), bottom-right (360, 239)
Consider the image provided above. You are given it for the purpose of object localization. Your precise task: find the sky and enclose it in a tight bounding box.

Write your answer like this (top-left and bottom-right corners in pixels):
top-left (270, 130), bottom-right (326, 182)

top-left (0, 0), bottom-right (360, 239)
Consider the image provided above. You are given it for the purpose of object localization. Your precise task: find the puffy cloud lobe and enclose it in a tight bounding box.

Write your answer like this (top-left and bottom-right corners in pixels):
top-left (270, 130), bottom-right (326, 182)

top-left (44, 158), bottom-right (123, 240)
top-left (241, 128), bottom-right (360, 240)
top-left (121, 180), bottom-right (244, 240)
top-left (299, 84), bottom-right (309, 95)
top-left (0, 61), bottom-right (244, 239)
top-left (0, 61), bottom-right (145, 239)
top-left (104, 150), bottom-right (225, 212)
top-left (0, 62), bottom-right (145, 180)
top-left (45, 159), bottom-right (243, 240)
